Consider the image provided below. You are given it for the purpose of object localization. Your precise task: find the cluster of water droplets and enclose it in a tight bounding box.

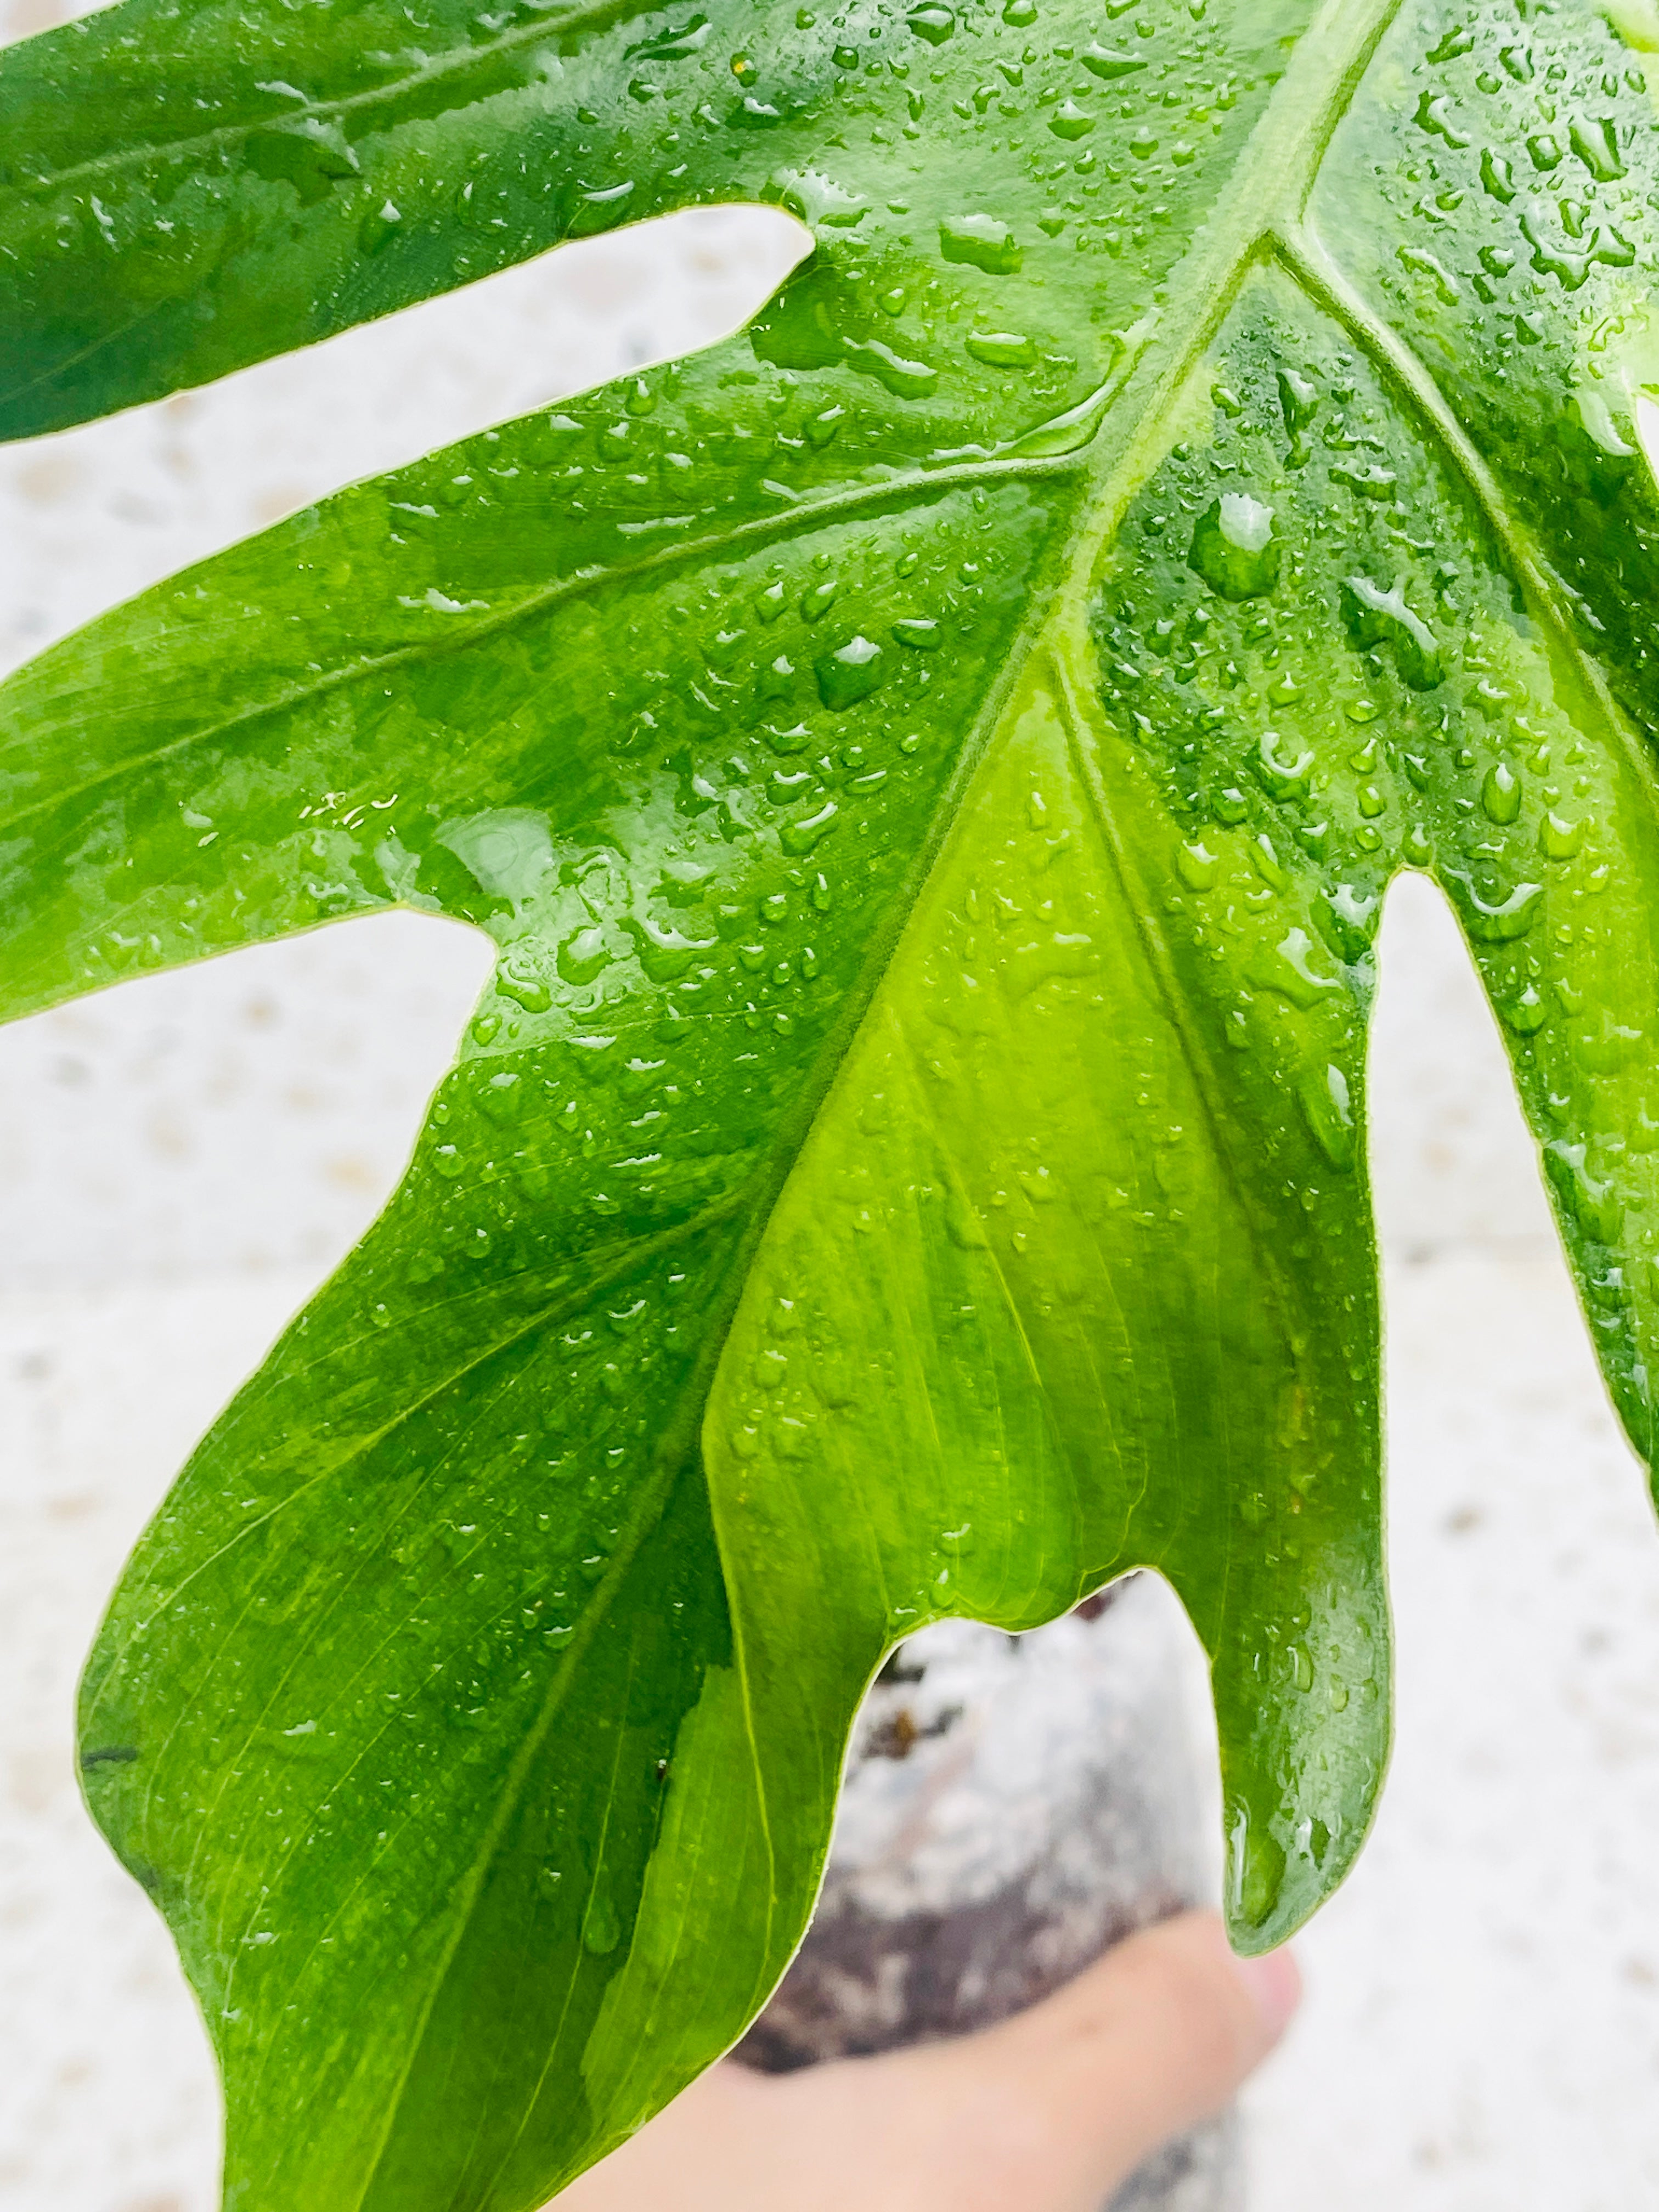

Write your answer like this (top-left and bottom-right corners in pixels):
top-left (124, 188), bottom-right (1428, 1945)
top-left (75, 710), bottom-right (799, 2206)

top-left (1313, 0), bottom-right (1659, 749)
top-left (1098, 242), bottom-right (1659, 1456)
top-left (7, 0), bottom-right (1313, 444)
top-left (1341, 3), bottom-right (1655, 324)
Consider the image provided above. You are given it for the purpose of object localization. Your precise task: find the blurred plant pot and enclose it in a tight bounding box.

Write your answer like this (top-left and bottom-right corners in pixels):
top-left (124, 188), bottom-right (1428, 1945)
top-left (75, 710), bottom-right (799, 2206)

top-left (732, 1573), bottom-right (1240, 2212)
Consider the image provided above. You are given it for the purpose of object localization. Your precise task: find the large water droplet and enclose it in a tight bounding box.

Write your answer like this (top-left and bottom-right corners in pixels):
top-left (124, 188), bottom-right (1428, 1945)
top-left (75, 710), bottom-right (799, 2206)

top-left (939, 214), bottom-right (1023, 274)
top-left (1278, 368), bottom-right (1318, 435)
top-left (1300, 1063), bottom-right (1355, 1167)
top-left (1540, 810), bottom-right (1585, 859)
top-left (1545, 1139), bottom-right (1624, 1243)
top-left (1177, 840), bottom-right (1218, 891)
top-left (1339, 577), bottom-right (1444, 690)
top-left (1482, 761), bottom-right (1522, 824)
top-left (816, 636), bottom-right (885, 709)
top-left (558, 927), bottom-right (612, 984)
top-left (1080, 41), bottom-right (1143, 78)
top-left (497, 954), bottom-right (551, 1012)
top-left (1446, 870), bottom-right (1544, 943)
top-left (1048, 98), bottom-right (1095, 140)
top-left (906, 4), bottom-right (955, 42)
top-left (1188, 495), bottom-right (1281, 600)
top-left (1254, 926), bottom-right (1342, 1009)
top-left (1251, 730), bottom-right (1314, 800)
top-left (1499, 983), bottom-right (1548, 1036)
top-left (967, 330), bottom-right (1036, 366)
top-left (1229, 1805), bottom-right (1288, 1932)
top-left (844, 337), bottom-right (940, 397)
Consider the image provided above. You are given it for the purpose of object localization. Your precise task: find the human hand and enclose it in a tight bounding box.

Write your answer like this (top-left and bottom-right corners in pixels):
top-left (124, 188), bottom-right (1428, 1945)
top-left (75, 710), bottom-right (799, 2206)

top-left (557, 1910), bottom-right (1300, 2212)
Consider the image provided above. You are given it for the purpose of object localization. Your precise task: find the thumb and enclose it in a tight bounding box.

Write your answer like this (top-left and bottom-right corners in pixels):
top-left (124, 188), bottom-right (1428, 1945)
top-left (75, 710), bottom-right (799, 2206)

top-left (925, 1910), bottom-right (1300, 2212)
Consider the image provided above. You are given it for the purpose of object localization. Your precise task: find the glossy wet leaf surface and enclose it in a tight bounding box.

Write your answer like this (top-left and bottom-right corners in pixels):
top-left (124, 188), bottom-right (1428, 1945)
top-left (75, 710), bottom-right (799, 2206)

top-left (6, 0), bottom-right (1659, 2203)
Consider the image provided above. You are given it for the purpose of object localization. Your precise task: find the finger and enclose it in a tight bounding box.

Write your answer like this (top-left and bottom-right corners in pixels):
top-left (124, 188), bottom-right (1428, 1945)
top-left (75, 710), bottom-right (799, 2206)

top-left (900, 1909), bottom-right (1300, 2212)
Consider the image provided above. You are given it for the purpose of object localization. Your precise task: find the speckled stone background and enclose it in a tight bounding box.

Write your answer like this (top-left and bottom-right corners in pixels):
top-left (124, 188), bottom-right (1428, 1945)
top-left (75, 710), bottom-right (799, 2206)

top-left (5, 1), bottom-right (1659, 2204)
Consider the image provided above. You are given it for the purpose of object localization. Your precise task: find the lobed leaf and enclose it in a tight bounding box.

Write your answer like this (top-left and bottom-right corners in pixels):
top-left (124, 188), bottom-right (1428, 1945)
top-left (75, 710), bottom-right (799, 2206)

top-left (6, 0), bottom-right (1659, 2205)
top-left (0, 0), bottom-right (1294, 434)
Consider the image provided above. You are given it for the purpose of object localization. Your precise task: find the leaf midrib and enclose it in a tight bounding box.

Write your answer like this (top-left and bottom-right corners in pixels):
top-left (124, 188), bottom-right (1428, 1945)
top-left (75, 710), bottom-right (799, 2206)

top-left (0, 452), bottom-right (1079, 867)
top-left (1056, 0), bottom-right (1407, 616)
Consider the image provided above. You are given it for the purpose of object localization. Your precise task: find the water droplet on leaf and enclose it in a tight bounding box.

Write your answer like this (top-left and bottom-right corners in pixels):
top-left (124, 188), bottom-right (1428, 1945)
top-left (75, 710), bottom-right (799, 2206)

top-left (816, 636), bottom-right (885, 709)
top-left (1482, 762), bottom-right (1522, 825)
top-left (1188, 495), bottom-right (1281, 601)
top-left (939, 214), bottom-right (1023, 274)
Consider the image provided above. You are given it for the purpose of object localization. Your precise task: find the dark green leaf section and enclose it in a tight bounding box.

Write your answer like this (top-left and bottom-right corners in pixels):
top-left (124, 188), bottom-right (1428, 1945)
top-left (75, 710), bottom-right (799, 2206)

top-left (59, 328), bottom-right (1084, 2211)
top-left (0, 343), bottom-right (1073, 1013)
top-left (1305, 0), bottom-right (1659, 1449)
top-left (0, 0), bottom-right (1302, 436)
top-left (12, 0), bottom-right (1659, 2205)
top-left (89, 1379), bottom-right (747, 2212)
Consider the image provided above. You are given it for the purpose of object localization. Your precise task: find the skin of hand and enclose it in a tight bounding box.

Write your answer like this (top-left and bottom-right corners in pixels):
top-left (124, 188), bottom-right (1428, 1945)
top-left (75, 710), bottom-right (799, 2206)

top-left (557, 1910), bottom-right (1300, 2212)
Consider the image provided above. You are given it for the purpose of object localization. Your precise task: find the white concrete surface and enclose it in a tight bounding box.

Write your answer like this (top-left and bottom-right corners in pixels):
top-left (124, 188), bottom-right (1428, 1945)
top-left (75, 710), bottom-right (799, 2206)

top-left (3, 2), bottom-right (1659, 2198)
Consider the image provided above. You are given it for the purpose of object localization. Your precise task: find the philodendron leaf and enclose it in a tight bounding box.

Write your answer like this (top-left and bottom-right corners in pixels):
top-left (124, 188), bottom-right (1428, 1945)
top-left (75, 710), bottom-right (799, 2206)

top-left (8, 0), bottom-right (1659, 2202)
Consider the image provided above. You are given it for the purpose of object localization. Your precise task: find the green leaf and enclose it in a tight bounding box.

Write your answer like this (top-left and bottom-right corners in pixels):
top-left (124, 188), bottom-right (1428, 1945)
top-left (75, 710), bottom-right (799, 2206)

top-left (9, 0), bottom-right (1659, 2204)
top-left (0, 0), bottom-right (1283, 438)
